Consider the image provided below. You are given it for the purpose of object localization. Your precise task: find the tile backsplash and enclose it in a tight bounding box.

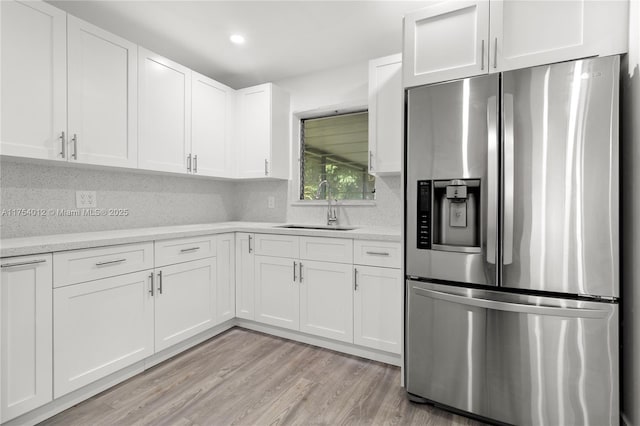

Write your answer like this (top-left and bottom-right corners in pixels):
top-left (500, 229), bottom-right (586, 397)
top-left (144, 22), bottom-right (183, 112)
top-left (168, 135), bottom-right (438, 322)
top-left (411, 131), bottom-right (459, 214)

top-left (1, 158), bottom-right (401, 239)
top-left (0, 159), bottom-right (236, 238)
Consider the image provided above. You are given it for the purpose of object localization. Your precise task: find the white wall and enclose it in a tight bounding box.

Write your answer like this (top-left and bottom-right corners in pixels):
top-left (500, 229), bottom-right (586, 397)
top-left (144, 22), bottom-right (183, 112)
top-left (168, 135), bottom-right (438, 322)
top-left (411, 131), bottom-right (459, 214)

top-left (622, 1), bottom-right (640, 424)
top-left (232, 59), bottom-right (403, 228)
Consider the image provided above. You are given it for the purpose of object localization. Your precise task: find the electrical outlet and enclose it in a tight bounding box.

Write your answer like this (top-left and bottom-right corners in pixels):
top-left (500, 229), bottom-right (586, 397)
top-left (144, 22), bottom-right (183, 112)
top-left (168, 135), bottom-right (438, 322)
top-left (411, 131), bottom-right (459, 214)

top-left (76, 191), bottom-right (97, 208)
top-left (268, 196), bottom-right (275, 209)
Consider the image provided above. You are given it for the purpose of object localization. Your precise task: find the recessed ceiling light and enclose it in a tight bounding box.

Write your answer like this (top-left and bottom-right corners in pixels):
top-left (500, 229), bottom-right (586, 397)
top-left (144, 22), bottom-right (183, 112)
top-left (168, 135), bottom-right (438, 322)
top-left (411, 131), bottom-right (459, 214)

top-left (230, 34), bottom-right (245, 45)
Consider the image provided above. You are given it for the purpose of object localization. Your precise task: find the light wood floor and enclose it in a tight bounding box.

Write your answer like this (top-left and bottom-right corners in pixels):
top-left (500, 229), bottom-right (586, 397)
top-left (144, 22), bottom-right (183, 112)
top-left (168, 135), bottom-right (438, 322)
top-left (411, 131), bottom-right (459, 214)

top-left (42, 328), bottom-right (487, 426)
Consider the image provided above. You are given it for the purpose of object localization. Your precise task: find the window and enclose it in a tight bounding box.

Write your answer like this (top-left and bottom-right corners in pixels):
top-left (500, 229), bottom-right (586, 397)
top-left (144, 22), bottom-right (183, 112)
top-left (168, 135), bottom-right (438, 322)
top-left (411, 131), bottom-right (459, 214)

top-left (300, 111), bottom-right (375, 201)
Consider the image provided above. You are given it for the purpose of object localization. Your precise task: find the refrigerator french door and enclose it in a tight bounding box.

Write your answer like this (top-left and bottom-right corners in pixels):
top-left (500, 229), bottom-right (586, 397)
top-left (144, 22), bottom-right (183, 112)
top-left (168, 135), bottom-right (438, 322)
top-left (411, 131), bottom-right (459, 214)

top-left (405, 55), bottom-right (620, 426)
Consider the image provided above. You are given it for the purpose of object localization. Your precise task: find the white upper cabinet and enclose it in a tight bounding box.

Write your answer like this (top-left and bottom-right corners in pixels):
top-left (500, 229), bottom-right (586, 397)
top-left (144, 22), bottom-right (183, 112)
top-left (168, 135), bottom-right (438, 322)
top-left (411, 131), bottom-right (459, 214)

top-left (1, 0), bottom-right (67, 160)
top-left (138, 48), bottom-right (192, 173)
top-left (67, 16), bottom-right (138, 168)
top-left (191, 72), bottom-right (235, 177)
top-left (404, 0), bottom-right (628, 87)
top-left (368, 53), bottom-right (403, 175)
top-left (236, 83), bottom-right (290, 179)
top-left (404, 1), bottom-right (489, 87)
top-left (489, 0), bottom-right (628, 73)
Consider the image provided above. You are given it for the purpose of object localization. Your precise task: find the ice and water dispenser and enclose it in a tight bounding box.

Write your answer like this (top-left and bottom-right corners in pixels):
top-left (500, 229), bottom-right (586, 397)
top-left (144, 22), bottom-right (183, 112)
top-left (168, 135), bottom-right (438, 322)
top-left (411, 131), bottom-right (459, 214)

top-left (416, 179), bottom-right (481, 253)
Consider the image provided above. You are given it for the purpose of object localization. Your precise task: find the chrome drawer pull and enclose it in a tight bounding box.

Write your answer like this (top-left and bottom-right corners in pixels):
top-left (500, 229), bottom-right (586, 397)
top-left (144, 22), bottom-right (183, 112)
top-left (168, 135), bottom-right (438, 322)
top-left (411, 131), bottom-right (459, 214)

top-left (180, 247), bottom-right (200, 253)
top-left (95, 258), bottom-right (127, 267)
top-left (1, 259), bottom-right (47, 268)
top-left (365, 251), bottom-right (390, 256)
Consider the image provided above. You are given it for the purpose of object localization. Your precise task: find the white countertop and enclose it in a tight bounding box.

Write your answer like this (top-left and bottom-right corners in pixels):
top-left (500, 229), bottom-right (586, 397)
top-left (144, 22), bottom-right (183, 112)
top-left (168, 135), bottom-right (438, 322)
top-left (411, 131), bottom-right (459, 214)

top-left (0, 222), bottom-right (401, 258)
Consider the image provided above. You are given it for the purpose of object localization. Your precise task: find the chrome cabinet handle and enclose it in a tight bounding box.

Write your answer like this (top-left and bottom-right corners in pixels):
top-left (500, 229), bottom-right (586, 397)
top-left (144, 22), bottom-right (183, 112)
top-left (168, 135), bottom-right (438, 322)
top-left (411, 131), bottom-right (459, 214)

top-left (1, 259), bottom-right (47, 269)
top-left (299, 262), bottom-right (303, 282)
top-left (187, 154), bottom-right (192, 172)
top-left (369, 151), bottom-right (374, 171)
top-left (193, 155), bottom-right (198, 173)
top-left (71, 134), bottom-right (78, 159)
top-left (180, 247), bottom-right (200, 253)
top-left (481, 40), bottom-right (485, 70)
top-left (365, 251), bottom-right (390, 256)
top-left (59, 131), bottom-right (66, 158)
top-left (354, 268), bottom-right (359, 291)
top-left (493, 37), bottom-right (498, 69)
top-left (293, 261), bottom-right (297, 282)
top-left (264, 159), bottom-right (269, 176)
top-left (149, 272), bottom-right (154, 296)
top-left (158, 270), bottom-right (163, 294)
top-left (95, 258), bottom-right (126, 267)
top-left (248, 235), bottom-right (253, 253)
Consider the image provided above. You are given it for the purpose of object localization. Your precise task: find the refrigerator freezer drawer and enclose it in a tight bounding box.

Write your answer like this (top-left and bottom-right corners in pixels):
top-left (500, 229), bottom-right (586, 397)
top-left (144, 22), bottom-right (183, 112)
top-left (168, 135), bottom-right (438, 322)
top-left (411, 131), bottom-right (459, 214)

top-left (406, 280), bottom-right (619, 426)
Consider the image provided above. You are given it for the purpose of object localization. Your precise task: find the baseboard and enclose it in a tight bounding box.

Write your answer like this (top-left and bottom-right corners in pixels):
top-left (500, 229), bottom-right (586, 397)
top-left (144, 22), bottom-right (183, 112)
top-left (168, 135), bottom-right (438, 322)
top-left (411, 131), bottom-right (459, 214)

top-left (235, 319), bottom-right (402, 366)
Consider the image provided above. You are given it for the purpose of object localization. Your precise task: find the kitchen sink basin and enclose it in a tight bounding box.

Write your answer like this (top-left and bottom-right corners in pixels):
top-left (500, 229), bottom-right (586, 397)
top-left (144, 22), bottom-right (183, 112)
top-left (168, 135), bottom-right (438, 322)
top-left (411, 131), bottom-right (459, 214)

top-left (275, 224), bottom-right (357, 231)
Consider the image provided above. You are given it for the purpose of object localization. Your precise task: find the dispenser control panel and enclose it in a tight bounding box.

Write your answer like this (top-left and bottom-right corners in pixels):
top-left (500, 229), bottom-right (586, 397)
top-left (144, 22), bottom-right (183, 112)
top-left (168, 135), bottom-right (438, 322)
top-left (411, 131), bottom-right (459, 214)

top-left (417, 180), bottom-right (431, 249)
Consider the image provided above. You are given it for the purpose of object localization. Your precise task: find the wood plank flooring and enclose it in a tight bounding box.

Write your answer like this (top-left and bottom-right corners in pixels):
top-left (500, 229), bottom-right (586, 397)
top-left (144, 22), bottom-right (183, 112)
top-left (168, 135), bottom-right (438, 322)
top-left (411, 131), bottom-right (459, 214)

top-left (41, 328), bottom-right (487, 426)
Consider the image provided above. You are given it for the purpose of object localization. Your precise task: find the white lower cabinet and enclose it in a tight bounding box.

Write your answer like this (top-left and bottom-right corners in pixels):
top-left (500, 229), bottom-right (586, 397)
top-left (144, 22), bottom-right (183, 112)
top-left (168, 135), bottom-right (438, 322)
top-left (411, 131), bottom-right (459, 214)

top-left (235, 233), bottom-right (255, 320)
top-left (299, 260), bottom-right (353, 343)
top-left (1, 254), bottom-right (53, 422)
top-left (154, 257), bottom-right (216, 352)
top-left (353, 265), bottom-right (402, 354)
top-left (254, 255), bottom-right (299, 330)
top-left (53, 270), bottom-right (154, 397)
top-left (215, 234), bottom-right (235, 324)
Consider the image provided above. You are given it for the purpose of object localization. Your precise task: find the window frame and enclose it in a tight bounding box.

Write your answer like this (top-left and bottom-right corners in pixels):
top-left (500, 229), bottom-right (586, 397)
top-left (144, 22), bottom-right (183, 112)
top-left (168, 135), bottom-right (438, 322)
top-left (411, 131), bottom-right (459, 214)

top-left (296, 109), bottom-right (375, 203)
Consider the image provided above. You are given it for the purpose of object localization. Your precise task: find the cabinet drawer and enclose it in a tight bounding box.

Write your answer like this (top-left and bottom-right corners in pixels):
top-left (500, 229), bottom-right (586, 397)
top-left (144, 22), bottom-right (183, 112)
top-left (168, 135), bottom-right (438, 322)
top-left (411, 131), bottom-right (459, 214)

top-left (354, 240), bottom-right (401, 268)
top-left (154, 235), bottom-right (216, 267)
top-left (299, 236), bottom-right (353, 264)
top-left (253, 234), bottom-right (299, 258)
top-left (54, 243), bottom-right (154, 287)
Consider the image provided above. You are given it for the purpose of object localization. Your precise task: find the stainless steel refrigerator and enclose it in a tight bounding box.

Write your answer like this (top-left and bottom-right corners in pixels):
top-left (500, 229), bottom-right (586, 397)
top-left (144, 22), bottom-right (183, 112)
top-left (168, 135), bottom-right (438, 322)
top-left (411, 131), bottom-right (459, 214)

top-left (405, 55), bottom-right (620, 426)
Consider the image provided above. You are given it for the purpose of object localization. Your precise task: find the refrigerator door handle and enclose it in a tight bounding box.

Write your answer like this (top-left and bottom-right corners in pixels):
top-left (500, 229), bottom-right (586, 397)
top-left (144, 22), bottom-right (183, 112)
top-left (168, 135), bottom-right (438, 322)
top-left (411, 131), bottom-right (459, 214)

top-left (486, 96), bottom-right (499, 265)
top-left (503, 93), bottom-right (515, 265)
top-left (414, 287), bottom-right (610, 319)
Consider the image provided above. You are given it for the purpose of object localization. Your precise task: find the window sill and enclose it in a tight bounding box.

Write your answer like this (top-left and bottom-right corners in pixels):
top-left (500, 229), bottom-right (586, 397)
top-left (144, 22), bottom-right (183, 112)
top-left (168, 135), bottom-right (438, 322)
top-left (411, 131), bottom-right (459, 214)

top-left (290, 200), bottom-right (377, 207)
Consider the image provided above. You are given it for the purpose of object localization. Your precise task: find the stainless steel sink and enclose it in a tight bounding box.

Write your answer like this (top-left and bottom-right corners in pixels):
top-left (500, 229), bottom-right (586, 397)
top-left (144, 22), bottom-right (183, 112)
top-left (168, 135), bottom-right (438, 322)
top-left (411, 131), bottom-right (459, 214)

top-left (275, 224), bottom-right (357, 231)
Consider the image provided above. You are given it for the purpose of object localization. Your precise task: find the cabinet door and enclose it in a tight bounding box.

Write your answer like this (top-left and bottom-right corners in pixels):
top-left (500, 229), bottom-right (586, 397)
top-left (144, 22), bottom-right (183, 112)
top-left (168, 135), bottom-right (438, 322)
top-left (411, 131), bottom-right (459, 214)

top-left (299, 260), bottom-right (353, 343)
top-left (490, 0), bottom-right (629, 73)
top-left (155, 258), bottom-right (216, 351)
top-left (254, 255), bottom-right (299, 330)
top-left (236, 84), bottom-right (271, 178)
top-left (192, 72), bottom-right (234, 177)
top-left (368, 54), bottom-right (402, 175)
top-left (138, 48), bottom-right (191, 173)
top-left (403, 1), bottom-right (489, 87)
top-left (53, 271), bottom-right (154, 398)
top-left (1, 254), bottom-right (52, 422)
top-left (353, 266), bottom-right (402, 354)
top-left (0, 0), bottom-right (66, 160)
top-left (216, 234), bottom-right (235, 324)
top-left (67, 16), bottom-right (137, 168)
top-left (235, 233), bottom-right (255, 320)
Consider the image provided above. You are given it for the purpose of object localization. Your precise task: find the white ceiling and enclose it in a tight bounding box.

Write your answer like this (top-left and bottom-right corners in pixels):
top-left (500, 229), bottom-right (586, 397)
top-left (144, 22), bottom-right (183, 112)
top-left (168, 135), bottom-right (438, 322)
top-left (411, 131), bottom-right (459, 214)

top-left (48, 1), bottom-right (430, 89)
